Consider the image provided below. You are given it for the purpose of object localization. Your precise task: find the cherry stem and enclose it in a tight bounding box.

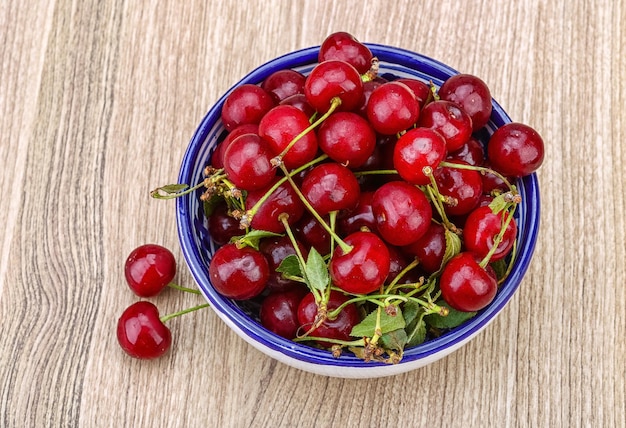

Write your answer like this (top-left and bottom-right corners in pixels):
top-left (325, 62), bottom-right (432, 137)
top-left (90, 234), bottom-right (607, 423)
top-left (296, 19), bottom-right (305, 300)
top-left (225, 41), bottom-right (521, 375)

top-left (275, 97), bottom-right (342, 162)
top-left (278, 163), bottom-right (353, 254)
top-left (479, 203), bottom-right (517, 269)
top-left (423, 167), bottom-right (456, 231)
top-left (150, 180), bottom-right (208, 200)
top-left (439, 160), bottom-right (516, 192)
top-left (160, 303), bottom-right (210, 323)
top-left (384, 258), bottom-right (420, 294)
top-left (167, 283), bottom-right (202, 295)
top-left (353, 169), bottom-right (398, 177)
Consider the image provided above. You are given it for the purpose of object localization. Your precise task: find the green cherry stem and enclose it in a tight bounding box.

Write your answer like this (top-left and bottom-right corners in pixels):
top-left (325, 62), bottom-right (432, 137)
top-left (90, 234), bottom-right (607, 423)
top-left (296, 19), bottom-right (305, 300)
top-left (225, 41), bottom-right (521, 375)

top-left (439, 160), bottom-right (516, 192)
top-left (167, 283), bottom-right (202, 295)
top-left (479, 203), bottom-right (517, 269)
top-left (159, 303), bottom-right (210, 323)
top-left (150, 180), bottom-right (208, 200)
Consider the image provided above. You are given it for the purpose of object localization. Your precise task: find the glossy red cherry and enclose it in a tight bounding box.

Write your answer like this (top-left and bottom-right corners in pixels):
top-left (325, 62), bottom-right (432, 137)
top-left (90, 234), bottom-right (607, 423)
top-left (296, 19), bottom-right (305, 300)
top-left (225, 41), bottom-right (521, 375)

top-left (207, 203), bottom-right (242, 246)
top-left (418, 100), bottom-right (473, 151)
top-left (258, 104), bottom-right (318, 170)
top-left (447, 136), bottom-right (485, 166)
top-left (211, 123), bottom-right (259, 169)
top-left (260, 289), bottom-right (307, 339)
top-left (317, 111), bottom-right (376, 168)
top-left (371, 181), bottom-right (432, 246)
top-left (294, 213), bottom-right (332, 256)
top-left (401, 222), bottom-right (446, 274)
top-left (301, 162), bottom-right (360, 215)
top-left (117, 301), bottom-right (172, 359)
top-left (395, 78), bottom-right (432, 109)
top-left (463, 205), bottom-right (517, 262)
top-left (279, 93), bottom-right (316, 117)
top-left (259, 235), bottom-right (309, 294)
top-left (438, 74), bottom-right (493, 131)
top-left (221, 84), bottom-right (275, 131)
top-left (329, 231), bottom-right (390, 294)
top-left (222, 133), bottom-right (276, 191)
top-left (297, 290), bottom-right (360, 346)
top-left (393, 127), bottom-right (448, 185)
top-left (433, 160), bottom-right (483, 216)
top-left (366, 81), bottom-right (420, 135)
top-left (124, 244), bottom-right (176, 297)
top-left (337, 191), bottom-right (377, 236)
top-left (318, 32), bottom-right (374, 74)
top-left (304, 60), bottom-right (364, 113)
top-left (209, 243), bottom-right (270, 300)
top-left (487, 122), bottom-right (545, 177)
top-left (244, 178), bottom-right (305, 233)
top-left (261, 69), bottom-right (306, 102)
top-left (439, 252), bottom-right (498, 312)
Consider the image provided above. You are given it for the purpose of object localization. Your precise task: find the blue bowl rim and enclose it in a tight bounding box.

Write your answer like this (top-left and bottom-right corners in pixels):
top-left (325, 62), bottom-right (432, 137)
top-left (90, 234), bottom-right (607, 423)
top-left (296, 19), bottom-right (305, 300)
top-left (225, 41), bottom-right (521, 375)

top-left (176, 44), bottom-right (541, 368)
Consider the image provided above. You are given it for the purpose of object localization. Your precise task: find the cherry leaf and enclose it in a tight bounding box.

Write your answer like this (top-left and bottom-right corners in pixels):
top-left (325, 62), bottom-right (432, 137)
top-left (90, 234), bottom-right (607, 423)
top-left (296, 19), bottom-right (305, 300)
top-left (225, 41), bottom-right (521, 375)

top-left (405, 317), bottom-right (427, 347)
top-left (350, 306), bottom-right (405, 338)
top-left (231, 229), bottom-right (283, 250)
top-left (202, 194), bottom-right (224, 218)
top-left (380, 328), bottom-right (408, 351)
top-left (304, 247), bottom-right (329, 291)
top-left (424, 301), bottom-right (476, 329)
top-left (441, 228), bottom-right (462, 269)
top-left (276, 254), bottom-right (303, 278)
top-left (159, 183), bottom-right (189, 193)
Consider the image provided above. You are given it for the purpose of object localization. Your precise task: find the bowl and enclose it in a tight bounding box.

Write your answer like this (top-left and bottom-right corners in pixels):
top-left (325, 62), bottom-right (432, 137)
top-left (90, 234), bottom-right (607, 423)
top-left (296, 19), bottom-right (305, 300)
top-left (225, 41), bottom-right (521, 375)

top-left (176, 44), bottom-right (541, 378)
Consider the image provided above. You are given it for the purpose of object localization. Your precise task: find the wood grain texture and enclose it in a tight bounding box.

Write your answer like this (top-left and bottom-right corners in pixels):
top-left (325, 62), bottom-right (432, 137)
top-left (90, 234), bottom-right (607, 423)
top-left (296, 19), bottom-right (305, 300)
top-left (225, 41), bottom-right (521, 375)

top-left (1, 0), bottom-right (624, 427)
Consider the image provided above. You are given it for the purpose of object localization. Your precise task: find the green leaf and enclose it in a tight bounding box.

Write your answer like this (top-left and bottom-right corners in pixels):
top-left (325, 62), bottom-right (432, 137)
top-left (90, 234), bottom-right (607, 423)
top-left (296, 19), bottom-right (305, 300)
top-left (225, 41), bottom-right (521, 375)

top-left (488, 192), bottom-right (510, 214)
top-left (441, 228), bottom-right (462, 269)
top-left (159, 183), bottom-right (190, 194)
top-left (275, 254), bottom-right (303, 278)
top-left (350, 306), bottom-right (406, 338)
top-left (424, 301), bottom-right (477, 329)
top-left (380, 328), bottom-right (408, 351)
top-left (231, 229), bottom-right (283, 250)
top-left (202, 194), bottom-right (224, 218)
top-left (402, 300), bottom-right (422, 326)
top-left (304, 247), bottom-right (329, 291)
top-left (405, 317), bottom-right (427, 347)
top-left (490, 259), bottom-right (508, 281)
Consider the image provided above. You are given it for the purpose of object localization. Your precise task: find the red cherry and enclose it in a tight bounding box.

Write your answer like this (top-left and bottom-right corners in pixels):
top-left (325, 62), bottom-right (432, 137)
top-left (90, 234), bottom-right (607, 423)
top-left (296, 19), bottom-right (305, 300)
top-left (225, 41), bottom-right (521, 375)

top-left (318, 32), bottom-right (374, 74)
top-left (211, 123), bottom-right (259, 169)
top-left (337, 191), bottom-right (377, 236)
top-left (487, 122), bottom-right (545, 177)
top-left (297, 290), bottom-right (360, 347)
top-left (221, 84), bottom-right (275, 131)
top-left (433, 160), bottom-right (483, 216)
top-left (401, 222), bottom-right (446, 274)
top-left (418, 100), bottom-right (473, 152)
top-left (317, 111), bottom-right (376, 168)
top-left (259, 236), bottom-right (309, 294)
top-left (294, 213), bottom-right (332, 256)
top-left (279, 93), bottom-right (316, 117)
top-left (207, 203), bottom-right (242, 246)
top-left (260, 289), bottom-right (307, 339)
top-left (304, 60), bottom-right (364, 113)
top-left (124, 244), bottom-right (176, 297)
top-left (439, 252), bottom-right (498, 312)
top-left (258, 104), bottom-right (318, 170)
top-left (117, 301), bottom-right (172, 359)
top-left (447, 136), bottom-right (485, 166)
top-left (222, 133), bottom-right (277, 191)
top-left (329, 231), bottom-right (390, 295)
top-left (244, 178), bottom-right (305, 233)
top-left (261, 69), bottom-right (306, 102)
top-left (395, 78), bottom-right (432, 109)
top-left (438, 74), bottom-right (493, 131)
top-left (371, 181), bottom-right (432, 246)
top-left (209, 243), bottom-right (270, 300)
top-left (393, 127), bottom-right (448, 185)
top-left (366, 81), bottom-right (420, 135)
top-left (463, 205), bottom-right (517, 262)
top-left (301, 162), bottom-right (361, 215)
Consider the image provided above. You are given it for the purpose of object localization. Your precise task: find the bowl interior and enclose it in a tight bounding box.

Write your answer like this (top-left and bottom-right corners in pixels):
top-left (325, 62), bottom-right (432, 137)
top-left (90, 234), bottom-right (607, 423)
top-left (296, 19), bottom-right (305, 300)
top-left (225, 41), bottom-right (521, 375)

top-left (176, 44), bottom-right (541, 369)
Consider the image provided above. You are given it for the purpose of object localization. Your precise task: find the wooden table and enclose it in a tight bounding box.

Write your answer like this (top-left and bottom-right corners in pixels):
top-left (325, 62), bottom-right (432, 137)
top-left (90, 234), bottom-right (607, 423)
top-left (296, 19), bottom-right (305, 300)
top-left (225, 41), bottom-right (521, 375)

top-left (2, 0), bottom-right (624, 426)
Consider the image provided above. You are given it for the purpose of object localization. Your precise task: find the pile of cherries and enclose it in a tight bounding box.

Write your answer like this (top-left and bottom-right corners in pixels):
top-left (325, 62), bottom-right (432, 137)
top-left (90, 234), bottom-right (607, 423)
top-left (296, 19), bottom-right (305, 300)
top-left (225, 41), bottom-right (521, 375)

top-left (117, 32), bottom-right (544, 362)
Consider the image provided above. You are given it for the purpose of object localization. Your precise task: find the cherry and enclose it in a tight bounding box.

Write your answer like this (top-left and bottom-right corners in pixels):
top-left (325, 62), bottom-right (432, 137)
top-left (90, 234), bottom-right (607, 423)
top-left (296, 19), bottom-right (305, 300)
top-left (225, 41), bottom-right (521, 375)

top-left (386, 244), bottom-right (411, 283)
top-left (447, 136), bottom-right (485, 166)
top-left (401, 222), bottom-right (446, 274)
top-left (245, 178), bottom-right (305, 233)
top-left (371, 181), bottom-right (432, 246)
top-left (439, 252), bottom-right (498, 312)
top-left (304, 60), bottom-right (364, 113)
top-left (212, 123), bottom-right (259, 169)
top-left (463, 205), bottom-right (517, 262)
top-left (481, 161), bottom-right (512, 194)
top-left (209, 243), bottom-right (270, 300)
top-left (222, 133), bottom-right (276, 191)
top-left (418, 100), bottom-right (473, 152)
top-left (301, 162), bottom-right (361, 216)
top-left (433, 160), bottom-right (483, 216)
top-left (117, 301), bottom-right (172, 359)
top-left (356, 79), bottom-right (385, 117)
top-left (317, 111), bottom-right (376, 168)
top-left (393, 127), bottom-right (448, 185)
top-left (395, 78), bottom-right (432, 109)
top-left (318, 32), bottom-right (374, 74)
top-left (438, 74), bottom-right (493, 131)
top-left (261, 69), bottom-right (306, 102)
top-left (259, 235), bottom-right (309, 293)
top-left (294, 213), bottom-right (332, 256)
top-left (297, 290), bottom-right (360, 346)
top-left (221, 84), bottom-right (275, 131)
top-left (260, 289), bottom-right (307, 339)
top-left (487, 122), bottom-right (545, 177)
top-left (279, 93), bottom-right (316, 117)
top-left (124, 244), bottom-right (176, 297)
top-left (207, 202), bottom-right (242, 246)
top-left (366, 81), bottom-right (420, 135)
top-left (337, 191), bottom-right (377, 236)
top-left (258, 104), bottom-right (318, 170)
top-left (329, 231), bottom-right (390, 295)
